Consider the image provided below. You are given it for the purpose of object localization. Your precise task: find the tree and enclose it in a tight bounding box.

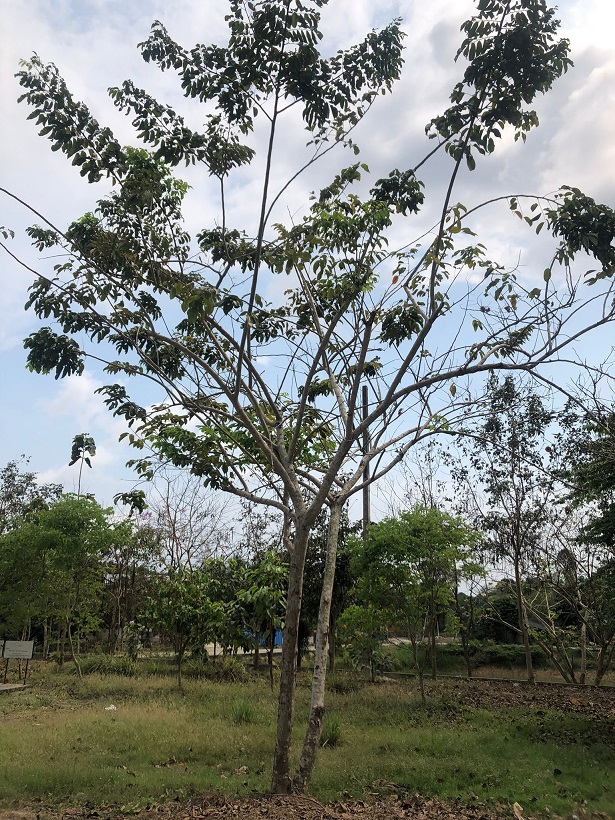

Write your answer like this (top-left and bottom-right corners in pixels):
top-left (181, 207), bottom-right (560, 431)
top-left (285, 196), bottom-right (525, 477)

top-left (68, 434), bottom-right (96, 499)
top-left (4, 0), bottom-right (615, 792)
top-left (450, 375), bottom-right (557, 684)
top-left (102, 517), bottom-right (160, 654)
top-left (350, 506), bottom-right (479, 699)
top-left (0, 495), bottom-right (120, 668)
top-left (564, 410), bottom-right (615, 553)
top-left (147, 565), bottom-right (224, 689)
top-left (236, 550), bottom-right (287, 683)
top-left (0, 457), bottom-right (62, 534)
top-left (551, 409), bottom-right (615, 682)
top-left (338, 603), bottom-right (390, 683)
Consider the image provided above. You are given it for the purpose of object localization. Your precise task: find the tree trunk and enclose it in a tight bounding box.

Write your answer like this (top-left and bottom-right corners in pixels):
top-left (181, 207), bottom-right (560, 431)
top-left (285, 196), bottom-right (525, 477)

top-left (177, 644), bottom-right (184, 691)
top-left (328, 620), bottom-right (337, 673)
top-left (293, 500), bottom-right (342, 794)
top-left (430, 598), bottom-right (437, 681)
top-left (513, 555), bottom-right (535, 685)
top-left (268, 621), bottom-right (275, 692)
top-left (271, 524), bottom-right (310, 794)
top-left (67, 620), bottom-right (82, 680)
top-left (594, 641), bottom-right (614, 686)
top-left (579, 608), bottom-right (587, 686)
top-left (58, 621), bottom-right (66, 666)
top-left (43, 619), bottom-right (50, 660)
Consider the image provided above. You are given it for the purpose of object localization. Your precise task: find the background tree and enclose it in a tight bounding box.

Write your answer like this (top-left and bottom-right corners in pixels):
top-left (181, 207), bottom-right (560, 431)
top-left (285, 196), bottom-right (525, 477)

top-left (102, 518), bottom-right (160, 654)
top-left (0, 457), bottom-right (62, 534)
top-left (145, 464), bottom-right (234, 570)
top-left (298, 507), bottom-right (357, 672)
top-left (449, 375), bottom-right (557, 684)
top-left (338, 604), bottom-right (390, 684)
top-left (0, 495), bottom-right (120, 669)
top-left (350, 506), bottom-right (479, 699)
top-left (5, 0), bottom-right (615, 793)
top-left (146, 565), bottom-right (224, 689)
top-left (236, 550), bottom-right (287, 684)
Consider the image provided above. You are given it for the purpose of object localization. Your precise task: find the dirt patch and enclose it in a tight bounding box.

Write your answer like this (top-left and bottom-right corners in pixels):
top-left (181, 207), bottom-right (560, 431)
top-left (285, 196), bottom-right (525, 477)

top-left (0, 794), bottom-right (506, 820)
top-left (430, 677), bottom-right (615, 724)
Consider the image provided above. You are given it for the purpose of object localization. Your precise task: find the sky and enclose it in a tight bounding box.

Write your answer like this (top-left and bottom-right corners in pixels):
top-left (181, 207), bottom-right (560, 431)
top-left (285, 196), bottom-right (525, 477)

top-left (1, 0), bottom-right (614, 514)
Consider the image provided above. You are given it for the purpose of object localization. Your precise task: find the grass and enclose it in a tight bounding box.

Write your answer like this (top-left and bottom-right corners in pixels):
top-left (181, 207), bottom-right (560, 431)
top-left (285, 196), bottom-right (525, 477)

top-left (229, 698), bottom-right (257, 725)
top-left (319, 716), bottom-right (342, 748)
top-left (0, 663), bottom-right (613, 817)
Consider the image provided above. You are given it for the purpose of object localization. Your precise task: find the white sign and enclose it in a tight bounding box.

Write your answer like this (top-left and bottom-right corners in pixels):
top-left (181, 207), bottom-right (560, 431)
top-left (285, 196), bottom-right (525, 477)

top-left (2, 640), bottom-right (34, 659)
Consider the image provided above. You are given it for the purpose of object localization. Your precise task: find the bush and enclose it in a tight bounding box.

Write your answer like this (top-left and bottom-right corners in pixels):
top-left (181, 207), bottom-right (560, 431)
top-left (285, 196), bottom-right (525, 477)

top-left (207, 656), bottom-right (250, 682)
top-left (327, 672), bottom-right (362, 695)
top-left (183, 657), bottom-right (210, 679)
top-left (471, 642), bottom-right (547, 669)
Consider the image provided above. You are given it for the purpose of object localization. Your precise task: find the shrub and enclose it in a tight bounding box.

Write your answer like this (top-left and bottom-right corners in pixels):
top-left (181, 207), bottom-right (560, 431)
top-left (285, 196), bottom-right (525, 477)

top-left (183, 658), bottom-right (209, 679)
top-left (208, 656), bottom-right (250, 682)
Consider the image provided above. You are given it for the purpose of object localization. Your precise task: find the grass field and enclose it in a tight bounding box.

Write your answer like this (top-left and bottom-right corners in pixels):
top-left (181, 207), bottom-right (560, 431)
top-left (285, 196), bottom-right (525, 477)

top-left (0, 663), bottom-right (613, 818)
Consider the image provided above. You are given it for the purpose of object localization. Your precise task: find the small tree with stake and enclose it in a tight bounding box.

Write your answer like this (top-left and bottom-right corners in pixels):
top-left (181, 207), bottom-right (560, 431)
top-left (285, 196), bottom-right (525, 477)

top-left (68, 434), bottom-right (96, 499)
top-left (3, 0), bottom-right (615, 793)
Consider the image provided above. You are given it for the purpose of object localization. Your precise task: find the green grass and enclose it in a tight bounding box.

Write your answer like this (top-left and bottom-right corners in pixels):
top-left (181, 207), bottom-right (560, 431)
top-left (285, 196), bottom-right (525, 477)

top-left (229, 698), bottom-right (257, 725)
top-left (0, 665), bottom-right (613, 818)
top-left (319, 716), bottom-right (342, 748)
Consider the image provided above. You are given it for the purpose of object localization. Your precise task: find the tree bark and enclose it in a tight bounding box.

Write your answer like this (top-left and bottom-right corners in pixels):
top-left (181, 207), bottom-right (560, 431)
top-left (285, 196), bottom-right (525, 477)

top-left (328, 622), bottom-right (337, 673)
top-left (293, 500), bottom-right (342, 794)
top-left (579, 606), bottom-right (587, 686)
top-left (513, 554), bottom-right (535, 685)
top-left (271, 523), bottom-right (310, 794)
top-left (595, 641), bottom-right (614, 686)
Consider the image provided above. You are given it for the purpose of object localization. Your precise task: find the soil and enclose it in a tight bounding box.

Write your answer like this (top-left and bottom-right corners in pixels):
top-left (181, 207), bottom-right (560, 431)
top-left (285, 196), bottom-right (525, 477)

top-left (2, 678), bottom-right (613, 820)
top-left (430, 676), bottom-right (615, 724)
top-left (0, 796), bottom-right (509, 820)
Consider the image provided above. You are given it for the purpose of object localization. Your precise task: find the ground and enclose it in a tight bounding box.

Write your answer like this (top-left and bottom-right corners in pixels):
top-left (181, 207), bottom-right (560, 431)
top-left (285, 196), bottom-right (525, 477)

top-left (1, 677), bottom-right (613, 819)
top-left (0, 795), bottom-right (516, 820)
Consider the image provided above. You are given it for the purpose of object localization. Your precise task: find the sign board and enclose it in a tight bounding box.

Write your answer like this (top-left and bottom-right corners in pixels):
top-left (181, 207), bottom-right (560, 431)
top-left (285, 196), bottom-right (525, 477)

top-left (2, 640), bottom-right (34, 659)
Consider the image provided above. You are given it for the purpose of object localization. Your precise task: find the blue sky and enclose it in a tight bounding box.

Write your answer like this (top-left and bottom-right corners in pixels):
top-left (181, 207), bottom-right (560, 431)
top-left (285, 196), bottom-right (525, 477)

top-left (1, 0), bottom-right (614, 512)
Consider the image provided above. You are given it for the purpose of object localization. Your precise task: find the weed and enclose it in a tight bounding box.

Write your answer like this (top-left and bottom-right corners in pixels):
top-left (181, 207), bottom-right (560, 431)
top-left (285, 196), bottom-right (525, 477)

top-left (229, 699), bottom-right (257, 725)
top-left (320, 716), bottom-right (342, 748)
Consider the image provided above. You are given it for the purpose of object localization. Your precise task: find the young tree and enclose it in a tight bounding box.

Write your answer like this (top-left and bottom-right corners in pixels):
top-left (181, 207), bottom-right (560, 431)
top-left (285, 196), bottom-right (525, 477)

top-left (237, 550), bottom-right (287, 683)
top-left (350, 506), bottom-right (479, 699)
top-left (449, 375), bottom-right (557, 684)
top-left (4, 0), bottom-right (615, 792)
top-left (68, 434), bottom-right (96, 499)
top-left (147, 565), bottom-right (224, 689)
